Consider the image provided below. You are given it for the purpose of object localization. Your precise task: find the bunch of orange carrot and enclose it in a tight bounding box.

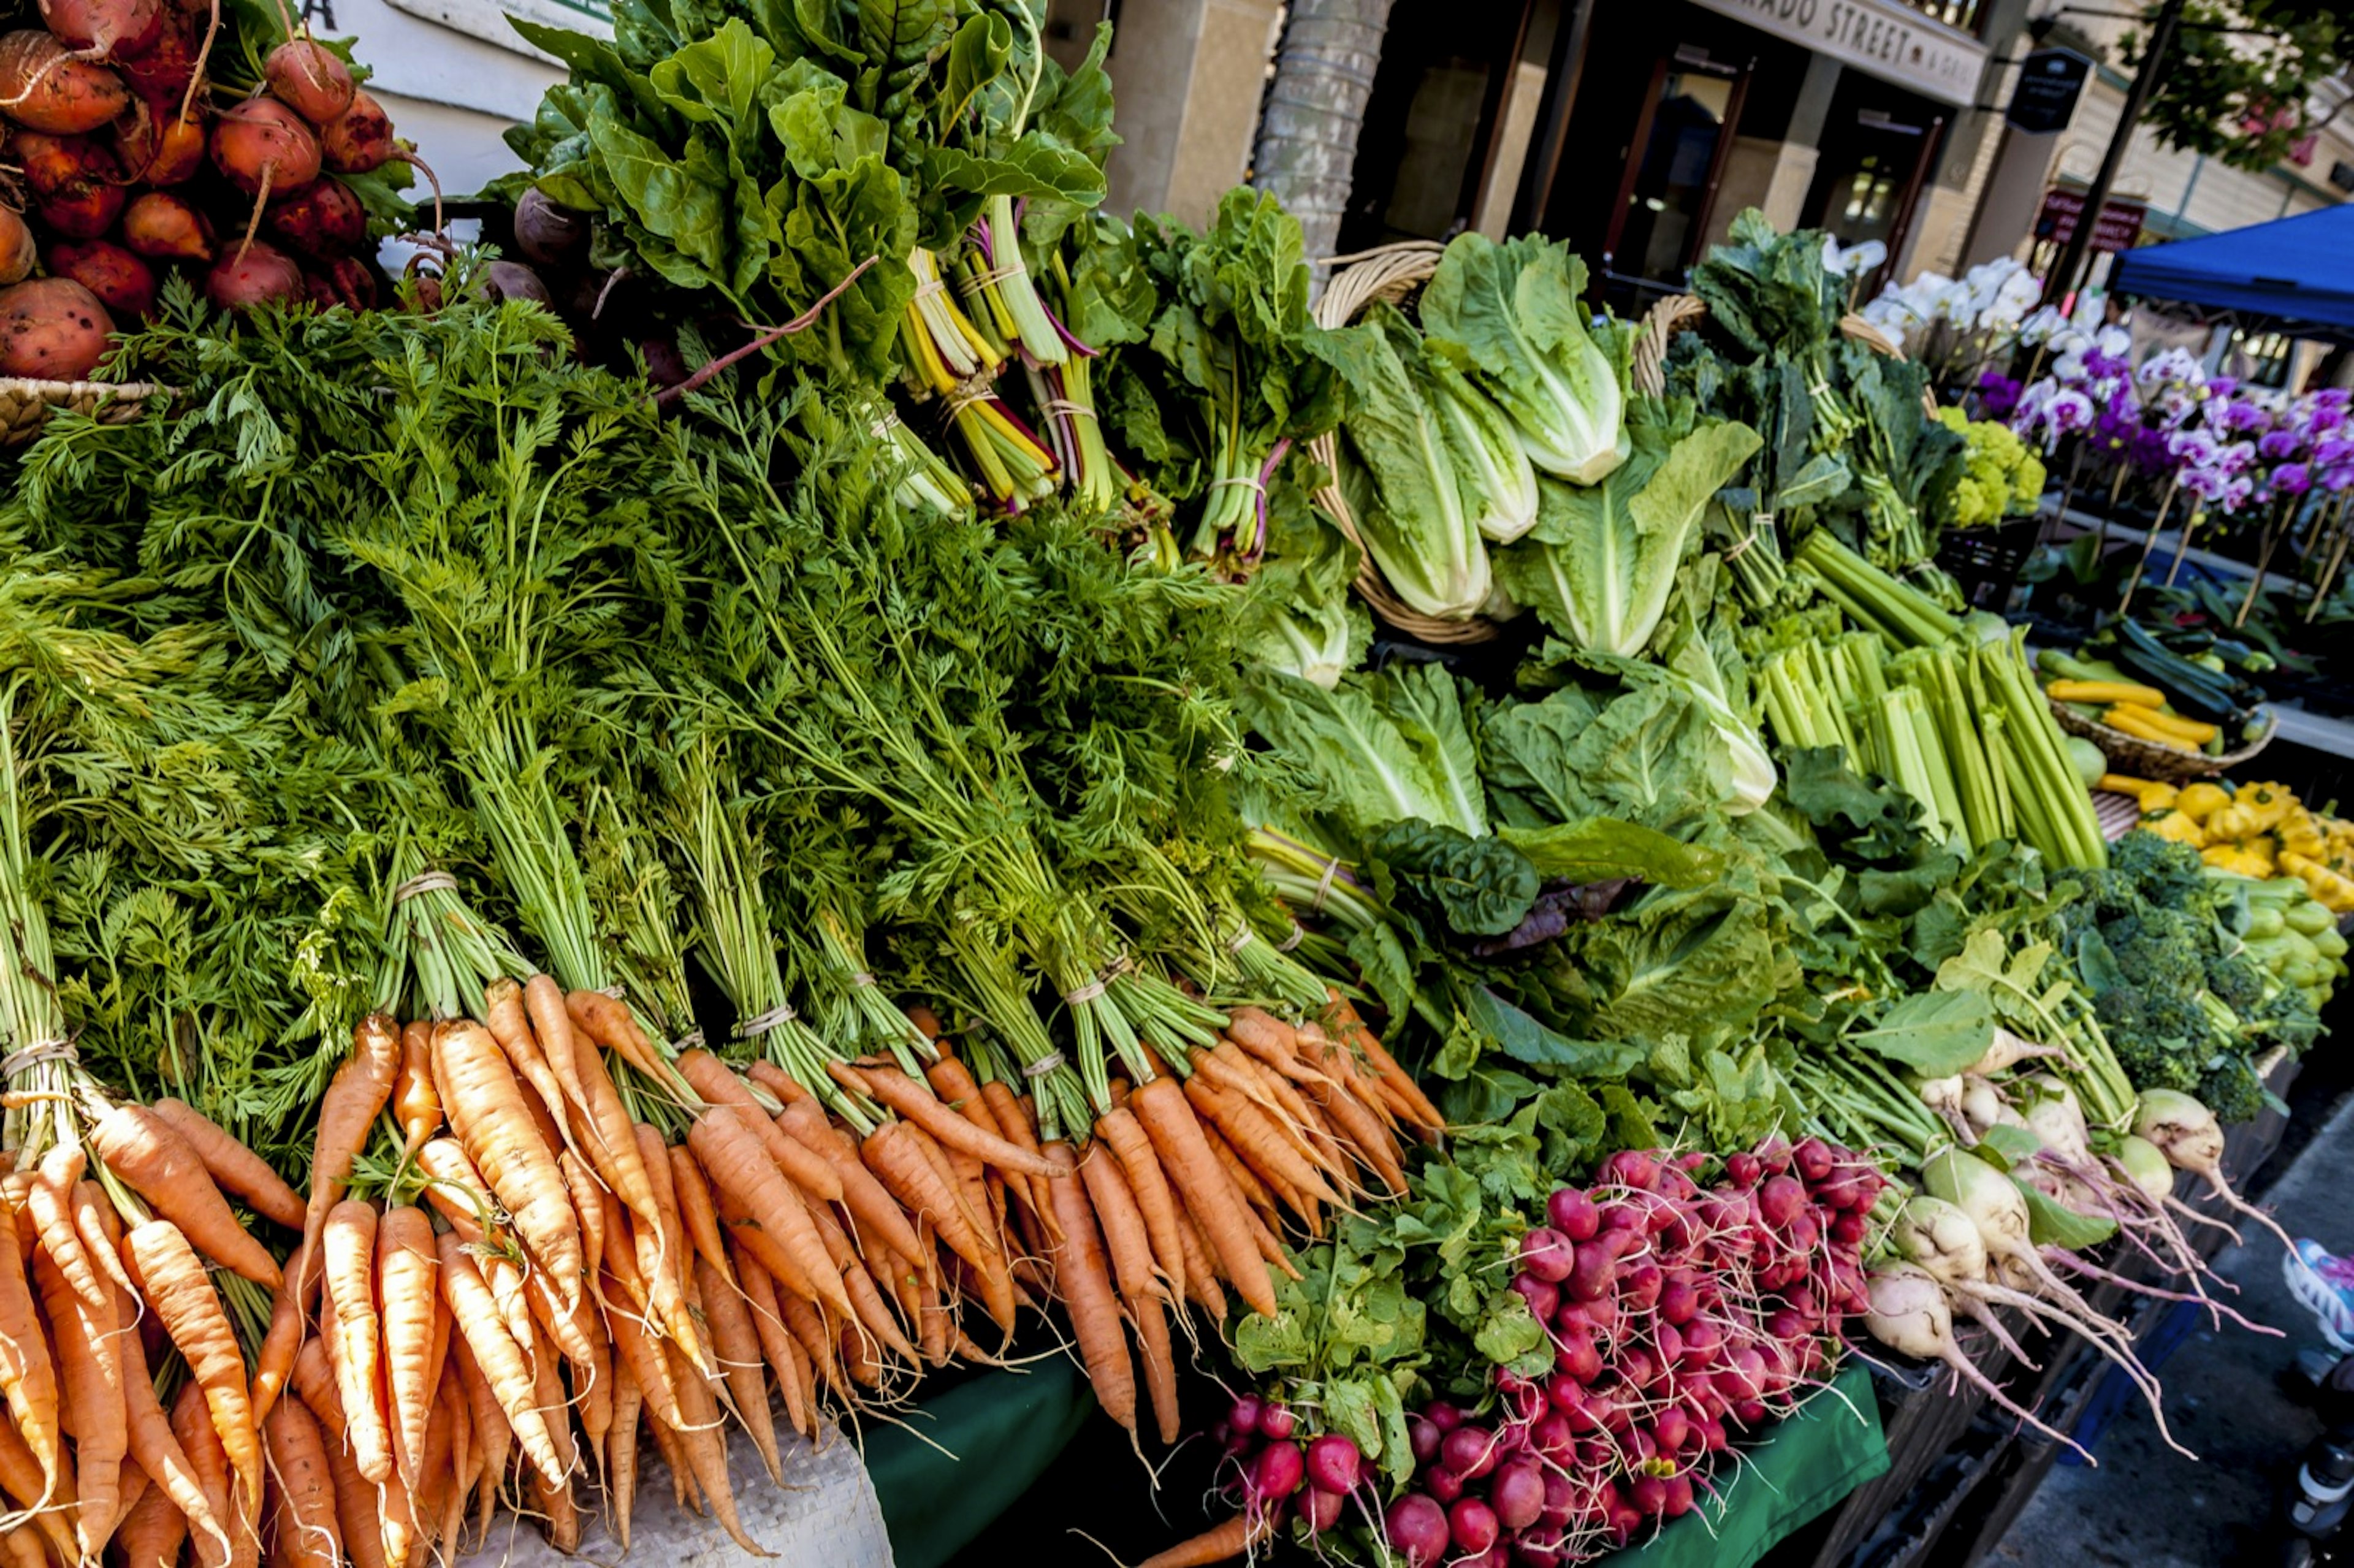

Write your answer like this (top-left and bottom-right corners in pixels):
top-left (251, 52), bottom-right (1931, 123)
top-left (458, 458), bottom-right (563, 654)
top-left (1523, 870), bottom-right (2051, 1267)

top-left (0, 956), bottom-right (1441, 1567)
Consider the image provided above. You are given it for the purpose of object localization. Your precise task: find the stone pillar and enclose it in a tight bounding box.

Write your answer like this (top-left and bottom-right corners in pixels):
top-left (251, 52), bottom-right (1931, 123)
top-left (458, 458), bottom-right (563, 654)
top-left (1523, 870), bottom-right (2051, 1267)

top-left (1104, 0), bottom-right (1286, 229)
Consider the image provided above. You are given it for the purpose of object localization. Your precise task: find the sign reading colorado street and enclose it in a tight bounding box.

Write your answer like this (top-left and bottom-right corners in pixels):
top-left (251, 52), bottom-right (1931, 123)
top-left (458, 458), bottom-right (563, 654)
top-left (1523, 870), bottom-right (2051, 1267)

top-left (1687, 0), bottom-right (1990, 107)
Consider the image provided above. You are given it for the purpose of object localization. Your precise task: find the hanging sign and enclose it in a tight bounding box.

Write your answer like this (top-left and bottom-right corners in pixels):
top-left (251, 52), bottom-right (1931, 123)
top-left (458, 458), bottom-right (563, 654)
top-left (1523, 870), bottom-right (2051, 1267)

top-left (1685, 0), bottom-right (1990, 107)
top-left (2006, 48), bottom-right (2093, 135)
top-left (2034, 188), bottom-right (2147, 253)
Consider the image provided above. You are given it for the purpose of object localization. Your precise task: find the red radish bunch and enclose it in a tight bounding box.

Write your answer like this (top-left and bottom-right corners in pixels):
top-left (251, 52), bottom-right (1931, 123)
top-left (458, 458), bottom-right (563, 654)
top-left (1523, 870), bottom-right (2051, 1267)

top-left (1373, 1138), bottom-right (1880, 1567)
top-left (0, 0), bottom-right (418, 378)
top-left (1207, 1396), bottom-right (1369, 1548)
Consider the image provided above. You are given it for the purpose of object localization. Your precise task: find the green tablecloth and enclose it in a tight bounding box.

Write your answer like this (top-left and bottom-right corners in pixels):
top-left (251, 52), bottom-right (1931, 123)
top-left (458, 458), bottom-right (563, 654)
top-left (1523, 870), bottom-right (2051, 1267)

top-left (1616, 1361), bottom-right (1890, 1568)
top-left (866, 1360), bottom-right (1093, 1568)
top-left (870, 1358), bottom-right (1884, 1568)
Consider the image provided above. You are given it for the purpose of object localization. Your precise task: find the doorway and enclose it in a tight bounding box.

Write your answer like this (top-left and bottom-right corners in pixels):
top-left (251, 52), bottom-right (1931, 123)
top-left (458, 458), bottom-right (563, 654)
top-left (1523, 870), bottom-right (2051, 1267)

top-left (1805, 75), bottom-right (1946, 286)
top-left (1604, 45), bottom-right (1750, 294)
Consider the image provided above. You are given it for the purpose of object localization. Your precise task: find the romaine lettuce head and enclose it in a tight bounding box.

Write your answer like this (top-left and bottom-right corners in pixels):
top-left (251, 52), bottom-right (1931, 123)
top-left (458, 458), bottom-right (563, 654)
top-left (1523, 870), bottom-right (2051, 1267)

top-left (1430, 364), bottom-right (1540, 543)
top-left (1329, 305), bottom-right (1491, 620)
top-left (1422, 234), bottom-right (1633, 485)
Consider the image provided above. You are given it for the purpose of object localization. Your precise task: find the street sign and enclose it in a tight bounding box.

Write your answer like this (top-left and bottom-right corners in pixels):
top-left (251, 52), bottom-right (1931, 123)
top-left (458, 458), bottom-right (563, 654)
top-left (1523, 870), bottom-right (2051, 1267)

top-left (2006, 47), bottom-right (2092, 135)
top-left (2034, 188), bottom-right (2147, 253)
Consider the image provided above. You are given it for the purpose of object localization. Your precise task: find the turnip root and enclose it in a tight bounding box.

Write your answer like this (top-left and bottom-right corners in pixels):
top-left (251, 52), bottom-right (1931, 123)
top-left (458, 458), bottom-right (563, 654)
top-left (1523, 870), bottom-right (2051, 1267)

top-left (205, 238), bottom-right (302, 310)
top-left (39, 0), bottom-right (165, 60)
top-left (0, 31), bottom-right (130, 133)
top-left (513, 187), bottom-right (587, 265)
top-left (50, 239), bottom-right (155, 318)
top-left (0, 276), bottom-right (111, 376)
top-left (1864, 1264), bottom-right (2091, 1461)
top-left (265, 177), bottom-right (364, 257)
top-left (1959, 1076), bottom-right (2020, 1137)
top-left (0, 207), bottom-right (32, 286)
top-left (263, 38), bottom-right (351, 126)
top-left (122, 189), bottom-right (213, 261)
top-left (1968, 1026), bottom-right (2069, 1078)
top-left (2112, 1135), bottom-right (2173, 1206)
top-left (115, 94), bottom-right (206, 184)
top-left (2021, 1078), bottom-right (2092, 1166)
top-left (2135, 1088), bottom-right (2293, 1251)
top-left (318, 89), bottom-right (394, 172)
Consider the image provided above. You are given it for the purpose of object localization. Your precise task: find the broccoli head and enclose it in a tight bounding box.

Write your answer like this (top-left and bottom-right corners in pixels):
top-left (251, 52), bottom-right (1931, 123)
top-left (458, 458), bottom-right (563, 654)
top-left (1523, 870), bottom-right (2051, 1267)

top-left (2104, 831), bottom-right (2212, 911)
top-left (2206, 948), bottom-right (2270, 1014)
top-left (2196, 1052), bottom-right (2268, 1126)
top-left (2092, 988), bottom-right (2209, 1091)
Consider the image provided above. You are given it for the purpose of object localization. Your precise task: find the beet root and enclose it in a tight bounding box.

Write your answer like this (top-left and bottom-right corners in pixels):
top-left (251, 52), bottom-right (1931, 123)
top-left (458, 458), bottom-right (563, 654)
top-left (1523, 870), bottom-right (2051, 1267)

top-left (205, 239), bottom-right (304, 311)
top-left (264, 39), bottom-right (352, 126)
top-left (265, 177), bottom-right (365, 258)
top-left (49, 240), bottom-right (156, 319)
top-left (210, 95), bottom-right (320, 197)
top-left (318, 89), bottom-right (395, 173)
top-left (121, 189), bottom-right (213, 262)
top-left (0, 276), bottom-right (113, 378)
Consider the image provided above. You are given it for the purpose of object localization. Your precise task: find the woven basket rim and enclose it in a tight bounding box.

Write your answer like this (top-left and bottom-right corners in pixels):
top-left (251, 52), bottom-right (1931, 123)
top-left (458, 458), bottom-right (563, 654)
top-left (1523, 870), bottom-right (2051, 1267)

top-left (1306, 242), bottom-right (1704, 646)
top-left (2051, 696), bottom-right (2277, 781)
top-left (0, 377), bottom-right (175, 397)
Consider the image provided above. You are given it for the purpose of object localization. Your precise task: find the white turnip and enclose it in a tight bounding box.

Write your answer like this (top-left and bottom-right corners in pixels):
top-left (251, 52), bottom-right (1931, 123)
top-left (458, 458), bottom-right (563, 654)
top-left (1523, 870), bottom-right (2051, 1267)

top-left (2135, 1087), bottom-right (2293, 1250)
top-left (1865, 1263), bottom-right (2090, 1460)
top-left (1967, 1026), bottom-right (2068, 1078)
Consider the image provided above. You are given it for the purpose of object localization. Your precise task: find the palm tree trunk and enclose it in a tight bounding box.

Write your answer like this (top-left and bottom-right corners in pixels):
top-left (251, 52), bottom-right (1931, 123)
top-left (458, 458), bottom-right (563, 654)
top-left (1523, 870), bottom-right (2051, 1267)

top-left (1250, 0), bottom-right (1399, 270)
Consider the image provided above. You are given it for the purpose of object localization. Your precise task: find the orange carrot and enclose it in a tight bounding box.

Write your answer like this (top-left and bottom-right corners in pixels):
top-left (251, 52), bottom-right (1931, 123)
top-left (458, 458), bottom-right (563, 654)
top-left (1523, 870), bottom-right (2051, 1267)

top-left (320, 1200), bottom-right (391, 1485)
top-left (430, 1019), bottom-right (582, 1303)
top-left (606, 1355), bottom-right (642, 1550)
top-left (1097, 1108), bottom-right (1184, 1295)
top-left (774, 1098), bottom-right (927, 1266)
top-left (70, 1178), bottom-right (138, 1304)
top-left (32, 1241), bottom-right (121, 1558)
top-left (318, 1406), bottom-right (384, 1568)
top-left (632, 1124), bottom-right (703, 1369)
top-left (446, 1335), bottom-right (505, 1540)
top-left (977, 1078), bottom-right (1053, 1233)
top-left (561, 1151), bottom-right (603, 1282)
top-left (694, 1254), bottom-right (780, 1482)
top-left (0, 1190), bottom-right (61, 1500)
top-left (28, 1144), bottom-right (104, 1310)
top-left (859, 1119), bottom-right (998, 1287)
top-left (148, 1100), bottom-right (303, 1231)
top-left (837, 1061), bottom-right (1062, 1178)
top-left (562, 1022), bottom-right (661, 1231)
top-left (1077, 1142), bottom-right (1162, 1306)
top-left (249, 1238), bottom-right (309, 1429)
top-left (522, 975), bottom-right (582, 1112)
top-left (602, 1271), bottom-right (685, 1433)
top-left (0, 1361), bottom-right (74, 1564)
top-left (114, 1463), bottom-right (186, 1568)
top-left (1139, 1510), bottom-right (1273, 1568)
top-left (374, 1206), bottom-right (440, 1490)
top-left (168, 1380), bottom-right (234, 1568)
top-left (688, 1109), bottom-right (852, 1319)
top-left (262, 1395), bottom-right (339, 1568)
top-left (93, 1106), bottom-right (281, 1290)
top-left (288, 1336), bottom-right (340, 1429)
top-left (112, 1274), bottom-right (227, 1562)
top-left (666, 1144), bottom-right (733, 1288)
top-left (411, 1138), bottom-right (497, 1235)
top-left (433, 1230), bottom-right (566, 1486)
top-left (562, 989), bottom-right (665, 1081)
top-left (484, 977), bottom-right (576, 1152)
top-left (805, 1196), bottom-right (918, 1363)
top-left (1130, 1076), bottom-right (1278, 1317)
top-left (731, 1247), bottom-right (807, 1440)
top-left (1042, 1143), bottom-right (1135, 1434)
top-left (659, 1338), bottom-right (764, 1555)
top-left (392, 1021), bottom-right (440, 1157)
top-left (1321, 993), bottom-right (1446, 1135)
top-left (297, 1014), bottom-right (401, 1299)
top-left (676, 1050), bottom-right (843, 1202)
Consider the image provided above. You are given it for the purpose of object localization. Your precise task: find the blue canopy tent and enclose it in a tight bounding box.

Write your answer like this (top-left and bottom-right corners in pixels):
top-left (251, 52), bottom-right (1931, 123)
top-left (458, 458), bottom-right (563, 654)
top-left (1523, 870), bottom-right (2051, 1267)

top-left (2109, 204), bottom-right (2354, 333)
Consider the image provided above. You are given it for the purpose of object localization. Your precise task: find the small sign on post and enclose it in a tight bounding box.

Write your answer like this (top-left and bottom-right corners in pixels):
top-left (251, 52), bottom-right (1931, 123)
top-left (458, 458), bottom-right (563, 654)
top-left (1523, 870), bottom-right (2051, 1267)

top-left (2035, 188), bottom-right (2148, 254)
top-left (2006, 48), bottom-right (2093, 135)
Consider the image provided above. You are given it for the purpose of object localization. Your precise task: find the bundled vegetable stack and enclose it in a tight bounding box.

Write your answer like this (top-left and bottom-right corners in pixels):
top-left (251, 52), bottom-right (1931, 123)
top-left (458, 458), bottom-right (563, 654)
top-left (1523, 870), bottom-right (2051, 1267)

top-left (0, 0), bottom-right (417, 376)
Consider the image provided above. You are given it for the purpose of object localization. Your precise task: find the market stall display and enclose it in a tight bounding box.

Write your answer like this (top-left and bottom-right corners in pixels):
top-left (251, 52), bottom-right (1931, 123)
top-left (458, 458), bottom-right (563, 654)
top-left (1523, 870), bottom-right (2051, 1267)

top-left (0, 2), bottom-right (2339, 1566)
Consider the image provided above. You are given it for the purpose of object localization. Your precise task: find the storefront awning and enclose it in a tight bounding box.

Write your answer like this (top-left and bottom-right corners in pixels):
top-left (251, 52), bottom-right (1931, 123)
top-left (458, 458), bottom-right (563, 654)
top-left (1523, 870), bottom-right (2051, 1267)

top-left (2109, 204), bottom-right (2354, 331)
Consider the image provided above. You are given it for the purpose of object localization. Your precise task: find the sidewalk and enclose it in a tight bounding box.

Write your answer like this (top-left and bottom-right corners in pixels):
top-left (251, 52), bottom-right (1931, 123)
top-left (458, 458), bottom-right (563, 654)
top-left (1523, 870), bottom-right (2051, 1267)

top-left (1991, 1092), bottom-right (2354, 1566)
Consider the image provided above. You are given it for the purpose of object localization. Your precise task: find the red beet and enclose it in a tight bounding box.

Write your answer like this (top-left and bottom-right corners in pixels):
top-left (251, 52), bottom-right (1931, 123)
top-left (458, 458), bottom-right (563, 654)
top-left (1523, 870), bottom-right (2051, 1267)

top-left (205, 240), bottom-right (304, 311)
top-left (319, 89), bottom-right (395, 173)
top-left (266, 177), bottom-right (366, 259)
top-left (49, 240), bottom-right (154, 318)
top-left (264, 39), bottom-right (354, 126)
top-left (211, 96), bottom-right (320, 197)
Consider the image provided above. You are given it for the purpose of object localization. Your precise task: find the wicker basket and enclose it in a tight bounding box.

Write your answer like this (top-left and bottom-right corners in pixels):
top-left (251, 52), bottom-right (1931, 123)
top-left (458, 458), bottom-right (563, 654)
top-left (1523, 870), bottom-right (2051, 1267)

top-left (2051, 698), bottom-right (2277, 782)
top-left (1837, 313), bottom-right (1940, 420)
top-left (1306, 245), bottom-right (1704, 644)
top-left (0, 378), bottom-right (173, 445)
